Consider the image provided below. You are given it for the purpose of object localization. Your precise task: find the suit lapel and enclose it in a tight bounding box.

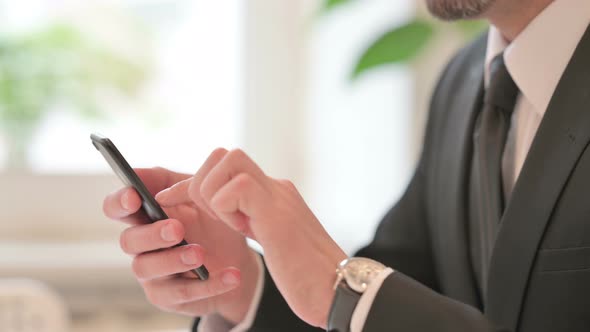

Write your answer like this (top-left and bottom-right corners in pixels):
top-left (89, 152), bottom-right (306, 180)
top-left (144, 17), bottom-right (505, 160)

top-left (486, 24), bottom-right (590, 331)
top-left (433, 42), bottom-right (485, 307)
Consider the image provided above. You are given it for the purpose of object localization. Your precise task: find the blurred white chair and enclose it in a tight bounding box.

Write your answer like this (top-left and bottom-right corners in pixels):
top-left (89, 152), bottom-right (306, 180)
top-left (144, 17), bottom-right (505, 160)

top-left (0, 279), bottom-right (69, 332)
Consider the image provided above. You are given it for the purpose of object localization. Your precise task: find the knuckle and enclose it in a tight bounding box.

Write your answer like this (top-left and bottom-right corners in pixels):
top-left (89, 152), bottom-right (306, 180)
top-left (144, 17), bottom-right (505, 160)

top-left (119, 230), bottom-right (131, 254)
top-left (158, 303), bottom-right (180, 314)
top-left (204, 278), bottom-right (218, 297)
top-left (228, 148), bottom-right (247, 163)
top-left (199, 178), bottom-right (216, 202)
top-left (307, 314), bottom-right (325, 329)
top-left (188, 180), bottom-right (201, 203)
top-left (175, 283), bottom-right (194, 303)
top-left (102, 199), bottom-right (112, 219)
top-left (279, 179), bottom-right (296, 190)
top-left (211, 147), bottom-right (228, 159)
top-left (198, 183), bottom-right (209, 202)
top-left (166, 219), bottom-right (185, 240)
top-left (101, 198), bottom-right (110, 217)
top-left (234, 173), bottom-right (253, 190)
top-left (176, 221), bottom-right (186, 239)
top-left (102, 192), bottom-right (118, 217)
top-left (173, 302), bottom-right (194, 316)
top-left (131, 256), bottom-right (146, 280)
top-left (177, 298), bottom-right (213, 316)
top-left (152, 166), bottom-right (168, 174)
top-left (143, 287), bottom-right (160, 306)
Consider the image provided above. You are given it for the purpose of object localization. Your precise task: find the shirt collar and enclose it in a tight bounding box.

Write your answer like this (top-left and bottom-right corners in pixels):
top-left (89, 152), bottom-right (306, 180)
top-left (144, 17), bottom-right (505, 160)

top-left (485, 0), bottom-right (590, 115)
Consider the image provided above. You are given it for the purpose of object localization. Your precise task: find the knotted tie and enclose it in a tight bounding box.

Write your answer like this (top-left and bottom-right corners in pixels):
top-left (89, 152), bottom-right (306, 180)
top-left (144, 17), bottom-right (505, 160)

top-left (469, 53), bottom-right (519, 299)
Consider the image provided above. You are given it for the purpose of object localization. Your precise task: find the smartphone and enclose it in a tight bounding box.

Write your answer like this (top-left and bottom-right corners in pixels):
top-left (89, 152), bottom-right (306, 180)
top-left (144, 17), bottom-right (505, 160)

top-left (90, 133), bottom-right (209, 280)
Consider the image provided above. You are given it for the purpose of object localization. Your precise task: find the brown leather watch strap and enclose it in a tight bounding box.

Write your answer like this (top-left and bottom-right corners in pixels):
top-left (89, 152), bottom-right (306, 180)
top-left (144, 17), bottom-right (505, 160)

top-left (327, 283), bottom-right (361, 332)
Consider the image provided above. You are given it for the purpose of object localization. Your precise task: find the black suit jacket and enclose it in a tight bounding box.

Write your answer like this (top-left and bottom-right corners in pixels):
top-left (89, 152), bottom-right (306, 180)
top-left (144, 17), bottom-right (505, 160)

top-left (194, 25), bottom-right (590, 332)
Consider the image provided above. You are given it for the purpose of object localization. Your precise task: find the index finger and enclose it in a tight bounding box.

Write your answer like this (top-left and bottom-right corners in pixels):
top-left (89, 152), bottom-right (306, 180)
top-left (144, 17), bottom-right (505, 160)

top-left (155, 177), bottom-right (193, 207)
top-left (135, 167), bottom-right (191, 196)
top-left (156, 148), bottom-right (228, 218)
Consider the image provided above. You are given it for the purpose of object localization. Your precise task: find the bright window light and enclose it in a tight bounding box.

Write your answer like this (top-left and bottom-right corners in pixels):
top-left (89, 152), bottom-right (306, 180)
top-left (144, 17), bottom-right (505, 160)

top-left (0, 0), bottom-right (243, 174)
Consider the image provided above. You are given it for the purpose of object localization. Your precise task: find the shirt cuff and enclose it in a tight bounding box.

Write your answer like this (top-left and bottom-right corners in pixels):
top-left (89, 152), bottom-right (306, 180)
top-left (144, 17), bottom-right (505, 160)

top-left (198, 254), bottom-right (265, 332)
top-left (350, 267), bottom-right (395, 332)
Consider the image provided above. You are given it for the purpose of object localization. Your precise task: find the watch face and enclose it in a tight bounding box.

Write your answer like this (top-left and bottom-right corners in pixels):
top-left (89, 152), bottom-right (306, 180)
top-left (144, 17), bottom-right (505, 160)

top-left (340, 258), bottom-right (386, 293)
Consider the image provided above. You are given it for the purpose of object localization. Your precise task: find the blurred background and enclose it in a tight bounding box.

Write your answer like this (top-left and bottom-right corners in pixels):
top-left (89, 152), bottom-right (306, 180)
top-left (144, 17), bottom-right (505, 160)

top-left (0, 0), bottom-right (484, 331)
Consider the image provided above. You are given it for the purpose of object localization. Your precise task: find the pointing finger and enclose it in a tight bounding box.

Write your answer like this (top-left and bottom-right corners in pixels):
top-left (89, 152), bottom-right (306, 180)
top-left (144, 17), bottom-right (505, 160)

top-left (156, 178), bottom-right (193, 207)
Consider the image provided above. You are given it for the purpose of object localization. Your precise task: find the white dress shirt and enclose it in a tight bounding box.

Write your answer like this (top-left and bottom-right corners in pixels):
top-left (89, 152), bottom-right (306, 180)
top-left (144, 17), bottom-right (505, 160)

top-left (492, 0), bottom-right (590, 201)
top-left (200, 1), bottom-right (590, 331)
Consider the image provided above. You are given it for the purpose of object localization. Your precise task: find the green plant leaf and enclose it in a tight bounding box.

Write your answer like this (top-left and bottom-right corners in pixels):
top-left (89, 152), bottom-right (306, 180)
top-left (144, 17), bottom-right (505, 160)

top-left (323, 0), bottom-right (353, 12)
top-left (0, 22), bottom-right (149, 130)
top-left (351, 19), bottom-right (435, 80)
top-left (454, 20), bottom-right (488, 39)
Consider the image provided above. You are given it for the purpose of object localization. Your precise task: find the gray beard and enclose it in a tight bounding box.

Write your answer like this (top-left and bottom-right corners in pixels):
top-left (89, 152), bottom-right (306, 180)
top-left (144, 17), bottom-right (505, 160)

top-left (425, 0), bottom-right (496, 20)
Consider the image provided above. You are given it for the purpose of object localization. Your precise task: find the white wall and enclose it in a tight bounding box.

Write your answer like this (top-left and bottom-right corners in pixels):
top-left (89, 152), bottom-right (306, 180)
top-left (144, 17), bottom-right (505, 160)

top-left (305, 1), bottom-right (415, 253)
top-left (241, 0), bottom-right (417, 254)
top-left (241, 0), bottom-right (312, 185)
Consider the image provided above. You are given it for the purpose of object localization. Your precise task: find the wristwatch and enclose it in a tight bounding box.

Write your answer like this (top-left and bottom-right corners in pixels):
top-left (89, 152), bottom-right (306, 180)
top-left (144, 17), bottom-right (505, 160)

top-left (327, 257), bottom-right (387, 332)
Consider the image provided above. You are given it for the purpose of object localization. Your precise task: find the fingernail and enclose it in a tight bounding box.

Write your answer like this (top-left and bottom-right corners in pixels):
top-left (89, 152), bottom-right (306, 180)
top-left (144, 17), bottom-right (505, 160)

top-left (222, 271), bottom-right (240, 286)
top-left (180, 247), bottom-right (199, 265)
top-left (160, 223), bottom-right (177, 242)
top-left (121, 191), bottom-right (130, 211)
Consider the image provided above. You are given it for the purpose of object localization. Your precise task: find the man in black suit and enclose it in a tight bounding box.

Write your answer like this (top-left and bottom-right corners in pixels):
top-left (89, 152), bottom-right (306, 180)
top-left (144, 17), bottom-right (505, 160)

top-left (103, 0), bottom-right (590, 331)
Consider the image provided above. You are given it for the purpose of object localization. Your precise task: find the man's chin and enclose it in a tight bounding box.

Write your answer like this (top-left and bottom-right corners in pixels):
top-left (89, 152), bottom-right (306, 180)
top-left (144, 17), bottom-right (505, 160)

top-left (425, 0), bottom-right (495, 21)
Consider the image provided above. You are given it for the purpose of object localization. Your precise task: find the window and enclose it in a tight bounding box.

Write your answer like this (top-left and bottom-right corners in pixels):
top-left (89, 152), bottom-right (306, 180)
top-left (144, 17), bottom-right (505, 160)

top-left (0, 1), bottom-right (245, 329)
top-left (0, 0), bottom-right (243, 174)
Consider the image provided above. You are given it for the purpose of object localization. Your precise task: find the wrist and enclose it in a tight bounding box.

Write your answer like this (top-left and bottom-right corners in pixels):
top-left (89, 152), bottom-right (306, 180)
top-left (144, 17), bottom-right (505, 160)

top-left (313, 245), bottom-right (348, 329)
top-left (327, 257), bottom-right (390, 332)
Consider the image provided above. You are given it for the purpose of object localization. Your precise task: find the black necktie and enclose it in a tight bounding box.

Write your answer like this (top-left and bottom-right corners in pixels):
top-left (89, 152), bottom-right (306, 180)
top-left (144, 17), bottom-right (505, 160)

top-left (469, 53), bottom-right (519, 299)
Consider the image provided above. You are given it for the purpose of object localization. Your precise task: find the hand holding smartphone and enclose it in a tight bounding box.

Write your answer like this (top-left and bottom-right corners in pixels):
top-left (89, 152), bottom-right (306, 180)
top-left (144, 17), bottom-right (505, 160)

top-left (91, 133), bottom-right (209, 280)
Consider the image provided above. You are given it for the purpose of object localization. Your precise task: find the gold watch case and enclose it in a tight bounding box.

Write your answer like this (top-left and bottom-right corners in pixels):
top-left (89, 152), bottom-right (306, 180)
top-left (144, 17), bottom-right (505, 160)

top-left (333, 257), bottom-right (387, 293)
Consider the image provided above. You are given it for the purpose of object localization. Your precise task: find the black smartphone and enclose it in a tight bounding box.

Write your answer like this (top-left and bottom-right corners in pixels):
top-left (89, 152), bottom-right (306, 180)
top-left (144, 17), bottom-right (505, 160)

top-left (90, 133), bottom-right (209, 280)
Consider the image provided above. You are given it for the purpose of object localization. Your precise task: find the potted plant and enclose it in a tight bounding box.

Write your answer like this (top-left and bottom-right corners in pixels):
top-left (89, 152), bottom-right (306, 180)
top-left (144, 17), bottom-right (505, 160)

top-left (0, 23), bottom-right (147, 169)
top-left (322, 0), bottom-right (488, 80)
